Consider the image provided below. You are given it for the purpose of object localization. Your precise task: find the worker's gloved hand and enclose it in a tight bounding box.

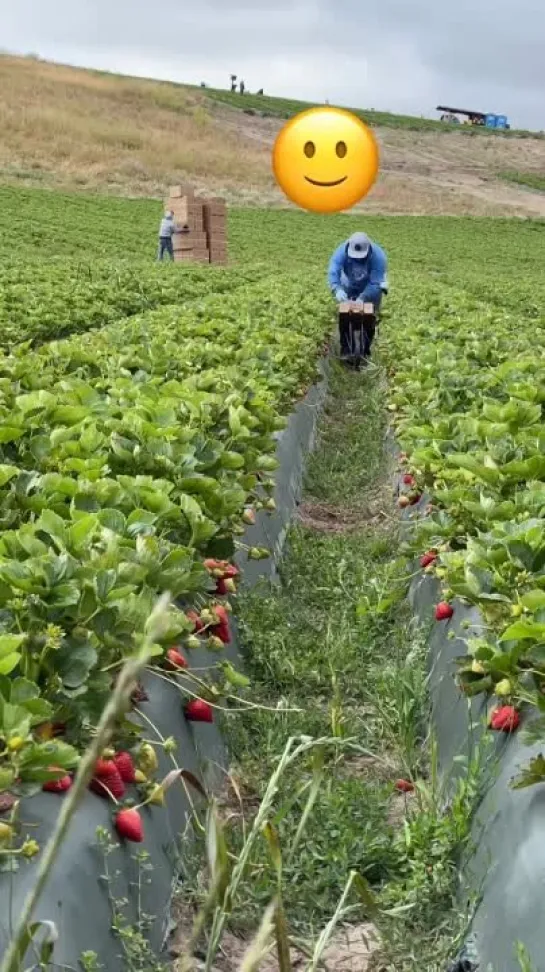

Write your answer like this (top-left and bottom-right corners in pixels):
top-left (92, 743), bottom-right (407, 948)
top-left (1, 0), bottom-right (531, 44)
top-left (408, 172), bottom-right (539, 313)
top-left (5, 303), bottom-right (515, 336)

top-left (334, 288), bottom-right (347, 302)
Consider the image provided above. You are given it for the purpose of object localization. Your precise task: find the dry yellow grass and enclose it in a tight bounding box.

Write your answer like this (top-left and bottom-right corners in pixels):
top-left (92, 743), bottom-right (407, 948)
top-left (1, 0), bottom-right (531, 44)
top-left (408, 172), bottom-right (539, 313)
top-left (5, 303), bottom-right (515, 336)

top-left (1, 52), bottom-right (544, 217)
top-left (0, 54), bottom-right (271, 197)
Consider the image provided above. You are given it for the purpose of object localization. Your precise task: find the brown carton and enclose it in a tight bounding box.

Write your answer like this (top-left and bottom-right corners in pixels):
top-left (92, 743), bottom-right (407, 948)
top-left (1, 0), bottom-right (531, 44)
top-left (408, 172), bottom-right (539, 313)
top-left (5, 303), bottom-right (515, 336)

top-left (169, 185), bottom-right (195, 199)
top-left (206, 228), bottom-right (227, 242)
top-left (173, 231), bottom-right (207, 251)
top-left (170, 199), bottom-right (204, 226)
top-left (174, 249), bottom-right (209, 263)
top-left (204, 199), bottom-right (226, 214)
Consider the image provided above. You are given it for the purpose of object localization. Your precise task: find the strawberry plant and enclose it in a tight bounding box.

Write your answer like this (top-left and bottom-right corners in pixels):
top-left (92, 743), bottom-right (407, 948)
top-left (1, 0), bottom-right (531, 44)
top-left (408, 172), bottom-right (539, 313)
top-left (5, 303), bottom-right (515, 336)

top-left (385, 269), bottom-right (545, 787)
top-left (0, 200), bottom-right (332, 814)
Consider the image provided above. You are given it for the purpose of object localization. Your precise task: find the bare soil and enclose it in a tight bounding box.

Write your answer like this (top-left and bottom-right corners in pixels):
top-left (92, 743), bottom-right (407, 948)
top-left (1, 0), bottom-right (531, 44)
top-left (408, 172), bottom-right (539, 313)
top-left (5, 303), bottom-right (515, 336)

top-left (170, 903), bottom-right (380, 972)
top-left (217, 106), bottom-right (545, 217)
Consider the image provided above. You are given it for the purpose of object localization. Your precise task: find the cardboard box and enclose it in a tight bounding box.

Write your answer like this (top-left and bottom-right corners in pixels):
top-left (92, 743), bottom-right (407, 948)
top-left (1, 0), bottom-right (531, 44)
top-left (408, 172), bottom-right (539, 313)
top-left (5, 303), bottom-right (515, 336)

top-left (209, 242), bottom-right (227, 256)
top-left (174, 249), bottom-right (209, 263)
top-left (203, 208), bottom-right (226, 226)
top-left (171, 215), bottom-right (204, 234)
top-left (173, 231), bottom-right (207, 251)
top-left (169, 185), bottom-right (195, 199)
top-left (207, 223), bottom-right (226, 235)
top-left (204, 198), bottom-right (226, 214)
top-left (168, 196), bottom-right (195, 208)
top-left (206, 228), bottom-right (226, 242)
top-left (163, 189), bottom-right (227, 266)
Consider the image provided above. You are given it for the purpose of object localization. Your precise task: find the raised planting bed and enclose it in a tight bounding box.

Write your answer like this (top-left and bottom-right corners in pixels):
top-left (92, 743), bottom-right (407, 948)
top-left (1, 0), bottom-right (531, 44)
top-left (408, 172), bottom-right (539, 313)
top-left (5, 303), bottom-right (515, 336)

top-left (387, 277), bottom-right (545, 971)
top-left (0, 259), bottom-right (255, 349)
top-left (0, 277), bottom-right (331, 969)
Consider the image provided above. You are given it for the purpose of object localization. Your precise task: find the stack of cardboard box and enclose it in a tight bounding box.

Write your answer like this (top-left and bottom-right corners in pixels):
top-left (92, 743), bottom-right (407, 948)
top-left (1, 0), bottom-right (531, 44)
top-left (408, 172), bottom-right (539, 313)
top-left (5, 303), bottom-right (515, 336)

top-left (203, 198), bottom-right (227, 265)
top-left (166, 186), bottom-right (228, 265)
top-left (167, 186), bottom-right (208, 263)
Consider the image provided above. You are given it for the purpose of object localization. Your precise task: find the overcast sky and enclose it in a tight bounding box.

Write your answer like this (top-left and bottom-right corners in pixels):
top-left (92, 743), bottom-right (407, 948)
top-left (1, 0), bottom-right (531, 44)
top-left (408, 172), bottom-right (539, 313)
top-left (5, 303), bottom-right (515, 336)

top-left (3, 0), bottom-right (545, 131)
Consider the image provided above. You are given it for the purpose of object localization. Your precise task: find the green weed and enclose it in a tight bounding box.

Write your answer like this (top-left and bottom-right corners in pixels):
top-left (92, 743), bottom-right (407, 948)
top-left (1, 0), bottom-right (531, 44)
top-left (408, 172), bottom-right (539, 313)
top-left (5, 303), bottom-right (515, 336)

top-left (499, 170), bottom-right (545, 192)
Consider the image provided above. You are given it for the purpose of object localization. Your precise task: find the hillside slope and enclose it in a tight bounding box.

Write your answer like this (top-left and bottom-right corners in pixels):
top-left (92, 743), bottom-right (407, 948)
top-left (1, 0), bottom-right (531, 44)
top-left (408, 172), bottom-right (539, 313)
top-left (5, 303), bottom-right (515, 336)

top-left (1, 53), bottom-right (544, 217)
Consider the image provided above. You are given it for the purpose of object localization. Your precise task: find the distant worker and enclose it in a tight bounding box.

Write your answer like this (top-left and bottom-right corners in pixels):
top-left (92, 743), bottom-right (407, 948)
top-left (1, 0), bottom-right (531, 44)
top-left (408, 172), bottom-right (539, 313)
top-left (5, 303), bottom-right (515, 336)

top-left (239, 79), bottom-right (245, 94)
top-left (327, 231), bottom-right (388, 359)
top-left (157, 210), bottom-right (178, 262)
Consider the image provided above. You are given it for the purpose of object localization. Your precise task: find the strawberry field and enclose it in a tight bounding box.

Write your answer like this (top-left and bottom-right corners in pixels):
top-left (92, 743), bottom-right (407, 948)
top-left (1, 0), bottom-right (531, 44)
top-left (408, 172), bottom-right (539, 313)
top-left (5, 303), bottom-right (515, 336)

top-left (0, 181), bottom-right (545, 969)
top-left (0, 186), bottom-right (335, 866)
top-left (385, 226), bottom-right (545, 788)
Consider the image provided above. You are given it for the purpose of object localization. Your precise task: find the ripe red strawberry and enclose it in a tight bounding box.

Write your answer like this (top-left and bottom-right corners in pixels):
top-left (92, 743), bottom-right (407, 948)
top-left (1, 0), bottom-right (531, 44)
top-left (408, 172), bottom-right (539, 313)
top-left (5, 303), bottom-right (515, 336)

top-left (185, 699), bottom-right (214, 723)
top-left (394, 779), bottom-right (415, 793)
top-left (403, 474), bottom-right (415, 486)
top-left (435, 601), bottom-right (454, 621)
top-left (187, 610), bottom-right (204, 633)
top-left (113, 752), bottom-right (136, 784)
top-left (420, 552), bottom-right (437, 568)
top-left (213, 605), bottom-right (229, 623)
top-left (90, 759), bottom-right (125, 800)
top-left (204, 560), bottom-right (239, 595)
top-left (217, 624), bottom-right (230, 644)
top-left (115, 807), bottom-right (144, 843)
top-left (166, 647), bottom-right (188, 670)
top-left (211, 605), bottom-right (231, 644)
top-left (43, 769), bottom-right (72, 793)
top-left (489, 705), bottom-right (520, 733)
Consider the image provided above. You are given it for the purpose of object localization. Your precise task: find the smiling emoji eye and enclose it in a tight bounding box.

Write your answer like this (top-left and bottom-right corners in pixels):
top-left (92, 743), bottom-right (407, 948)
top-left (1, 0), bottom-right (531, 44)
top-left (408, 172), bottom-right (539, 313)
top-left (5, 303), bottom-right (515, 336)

top-left (304, 141), bottom-right (316, 158)
top-left (336, 141), bottom-right (347, 158)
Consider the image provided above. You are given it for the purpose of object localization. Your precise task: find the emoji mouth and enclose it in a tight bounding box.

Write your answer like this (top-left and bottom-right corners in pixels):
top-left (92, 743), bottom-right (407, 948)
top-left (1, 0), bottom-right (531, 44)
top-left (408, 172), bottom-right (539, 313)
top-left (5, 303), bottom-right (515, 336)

top-left (304, 175), bottom-right (347, 187)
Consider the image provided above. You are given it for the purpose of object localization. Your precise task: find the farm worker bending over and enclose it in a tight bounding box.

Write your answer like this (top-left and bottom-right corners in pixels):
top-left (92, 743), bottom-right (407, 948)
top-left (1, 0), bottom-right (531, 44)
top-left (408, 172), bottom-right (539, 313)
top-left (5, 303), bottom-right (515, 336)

top-left (327, 231), bottom-right (388, 358)
top-left (157, 210), bottom-right (178, 261)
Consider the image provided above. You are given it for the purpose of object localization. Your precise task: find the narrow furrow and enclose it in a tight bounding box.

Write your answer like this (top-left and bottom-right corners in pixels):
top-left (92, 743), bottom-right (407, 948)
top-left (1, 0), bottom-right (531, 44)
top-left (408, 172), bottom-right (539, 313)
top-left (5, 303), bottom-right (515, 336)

top-left (178, 359), bottom-right (476, 971)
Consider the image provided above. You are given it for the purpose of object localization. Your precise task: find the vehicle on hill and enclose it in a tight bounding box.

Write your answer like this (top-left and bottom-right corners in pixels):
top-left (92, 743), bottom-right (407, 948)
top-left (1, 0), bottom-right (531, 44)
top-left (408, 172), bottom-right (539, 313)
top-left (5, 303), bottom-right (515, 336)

top-left (437, 105), bottom-right (510, 129)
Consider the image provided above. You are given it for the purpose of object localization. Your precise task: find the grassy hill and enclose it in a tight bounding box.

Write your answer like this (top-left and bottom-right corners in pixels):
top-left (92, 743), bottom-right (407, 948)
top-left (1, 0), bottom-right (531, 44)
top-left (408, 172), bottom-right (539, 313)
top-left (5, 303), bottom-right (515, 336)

top-left (194, 84), bottom-right (540, 137)
top-left (0, 53), bottom-right (544, 217)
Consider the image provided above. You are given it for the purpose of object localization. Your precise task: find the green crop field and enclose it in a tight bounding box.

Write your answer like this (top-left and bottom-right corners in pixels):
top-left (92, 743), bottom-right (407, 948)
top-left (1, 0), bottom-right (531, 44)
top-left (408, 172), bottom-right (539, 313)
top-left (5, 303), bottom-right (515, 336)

top-left (1, 180), bottom-right (545, 967)
top-left (0, 183), bottom-right (543, 728)
top-left (0, 181), bottom-right (543, 743)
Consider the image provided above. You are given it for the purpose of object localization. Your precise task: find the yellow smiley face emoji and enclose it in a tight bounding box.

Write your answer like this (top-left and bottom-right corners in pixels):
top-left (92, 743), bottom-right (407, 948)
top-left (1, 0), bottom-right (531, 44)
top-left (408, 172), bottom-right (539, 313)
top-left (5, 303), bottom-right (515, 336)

top-left (272, 106), bottom-right (379, 214)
